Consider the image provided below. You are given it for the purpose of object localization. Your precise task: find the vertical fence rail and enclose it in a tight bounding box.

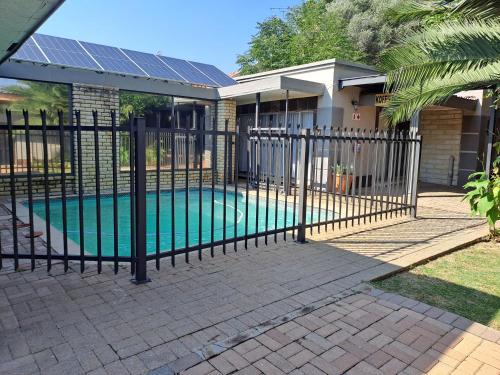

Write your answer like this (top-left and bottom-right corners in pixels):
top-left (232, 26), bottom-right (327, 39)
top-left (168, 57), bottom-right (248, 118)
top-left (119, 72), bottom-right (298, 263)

top-left (0, 110), bottom-right (422, 278)
top-left (134, 118), bottom-right (148, 283)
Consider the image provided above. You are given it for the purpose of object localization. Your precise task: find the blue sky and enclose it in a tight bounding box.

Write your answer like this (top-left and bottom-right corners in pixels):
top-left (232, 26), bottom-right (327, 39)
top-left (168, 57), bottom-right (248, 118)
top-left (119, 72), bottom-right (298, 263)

top-left (38, 0), bottom-right (302, 74)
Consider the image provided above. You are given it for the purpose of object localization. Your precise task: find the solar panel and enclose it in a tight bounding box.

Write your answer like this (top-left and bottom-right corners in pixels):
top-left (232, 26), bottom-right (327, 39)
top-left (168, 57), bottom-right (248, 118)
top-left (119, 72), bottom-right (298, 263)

top-left (33, 34), bottom-right (101, 70)
top-left (189, 61), bottom-right (237, 87)
top-left (13, 33), bottom-right (236, 88)
top-left (121, 49), bottom-right (186, 82)
top-left (79, 41), bottom-right (146, 76)
top-left (11, 37), bottom-right (48, 63)
top-left (158, 56), bottom-right (219, 87)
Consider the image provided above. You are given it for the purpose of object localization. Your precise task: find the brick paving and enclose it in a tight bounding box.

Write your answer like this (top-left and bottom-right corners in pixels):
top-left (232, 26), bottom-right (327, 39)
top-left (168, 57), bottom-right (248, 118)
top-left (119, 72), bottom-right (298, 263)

top-left (181, 288), bottom-right (500, 375)
top-left (0, 184), bottom-right (496, 375)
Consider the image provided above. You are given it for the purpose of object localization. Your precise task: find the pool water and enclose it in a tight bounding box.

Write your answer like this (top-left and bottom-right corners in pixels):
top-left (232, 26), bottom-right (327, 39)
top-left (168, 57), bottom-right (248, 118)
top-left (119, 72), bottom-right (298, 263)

top-left (30, 189), bottom-right (333, 256)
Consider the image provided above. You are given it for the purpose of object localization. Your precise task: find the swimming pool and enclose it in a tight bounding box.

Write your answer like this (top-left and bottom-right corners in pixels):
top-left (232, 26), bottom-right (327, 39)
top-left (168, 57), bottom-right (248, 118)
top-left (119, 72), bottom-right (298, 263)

top-left (29, 189), bottom-right (333, 256)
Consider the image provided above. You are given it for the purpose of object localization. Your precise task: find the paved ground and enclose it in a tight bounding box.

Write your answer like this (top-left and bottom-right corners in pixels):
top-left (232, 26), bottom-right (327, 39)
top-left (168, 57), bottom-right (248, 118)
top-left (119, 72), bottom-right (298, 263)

top-left (182, 287), bottom-right (500, 375)
top-left (0, 183), bottom-right (496, 375)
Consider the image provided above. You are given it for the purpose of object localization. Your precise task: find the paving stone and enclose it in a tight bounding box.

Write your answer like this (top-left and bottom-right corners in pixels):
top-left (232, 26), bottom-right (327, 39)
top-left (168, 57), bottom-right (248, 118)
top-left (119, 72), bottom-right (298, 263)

top-left (379, 358), bottom-right (407, 375)
top-left (219, 350), bottom-right (249, 371)
top-left (299, 363), bottom-right (326, 375)
top-left (346, 361), bottom-right (383, 375)
top-left (288, 349), bottom-right (316, 368)
top-left (253, 358), bottom-right (286, 375)
top-left (382, 341), bottom-right (420, 364)
top-left (209, 355), bottom-right (237, 374)
top-left (276, 343), bottom-right (304, 359)
top-left (330, 352), bottom-right (359, 373)
top-left (365, 350), bottom-right (392, 368)
top-left (181, 361), bottom-right (216, 375)
top-left (242, 345), bottom-right (271, 364)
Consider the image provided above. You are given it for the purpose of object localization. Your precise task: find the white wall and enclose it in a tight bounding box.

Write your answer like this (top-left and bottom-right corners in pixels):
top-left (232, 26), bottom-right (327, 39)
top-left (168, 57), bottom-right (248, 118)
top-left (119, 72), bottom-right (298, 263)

top-left (280, 67), bottom-right (335, 126)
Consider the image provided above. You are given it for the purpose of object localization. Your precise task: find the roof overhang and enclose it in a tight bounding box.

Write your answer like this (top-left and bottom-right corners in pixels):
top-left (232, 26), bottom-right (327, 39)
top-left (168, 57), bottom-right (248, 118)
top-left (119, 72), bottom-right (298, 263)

top-left (339, 74), bottom-right (386, 90)
top-left (342, 74), bottom-right (478, 111)
top-left (0, 0), bottom-right (64, 64)
top-left (236, 58), bottom-right (378, 83)
top-left (218, 75), bottom-right (325, 103)
top-left (0, 60), bottom-right (219, 100)
top-left (433, 95), bottom-right (478, 112)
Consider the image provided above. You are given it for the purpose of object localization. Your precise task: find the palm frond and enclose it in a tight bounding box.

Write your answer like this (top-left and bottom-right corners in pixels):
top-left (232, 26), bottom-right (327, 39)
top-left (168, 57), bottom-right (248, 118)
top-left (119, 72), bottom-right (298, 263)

top-left (381, 19), bottom-right (500, 90)
top-left (386, 0), bottom-right (448, 22)
top-left (383, 61), bottom-right (500, 125)
top-left (452, 0), bottom-right (500, 20)
top-left (388, 0), bottom-right (500, 22)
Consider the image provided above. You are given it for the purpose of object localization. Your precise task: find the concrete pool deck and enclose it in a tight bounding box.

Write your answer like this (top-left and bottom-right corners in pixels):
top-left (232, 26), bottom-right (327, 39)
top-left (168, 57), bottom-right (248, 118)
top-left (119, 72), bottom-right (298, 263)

top-left (0, 183), bottom-right (496, 374)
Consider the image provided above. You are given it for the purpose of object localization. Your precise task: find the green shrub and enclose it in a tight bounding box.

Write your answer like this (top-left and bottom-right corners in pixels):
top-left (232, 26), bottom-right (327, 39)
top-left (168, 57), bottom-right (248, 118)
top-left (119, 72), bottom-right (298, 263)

top-left (463, 141), bottom-right (500, 236)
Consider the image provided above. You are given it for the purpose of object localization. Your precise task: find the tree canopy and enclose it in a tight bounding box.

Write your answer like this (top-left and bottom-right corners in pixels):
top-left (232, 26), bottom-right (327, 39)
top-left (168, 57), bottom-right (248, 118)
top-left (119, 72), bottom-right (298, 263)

top-left (236, 0), bottom-right (409, 75)
top-left (119, 91), bottom-right (171, 124)
top-left (1, 81), bottom-right (69, 124)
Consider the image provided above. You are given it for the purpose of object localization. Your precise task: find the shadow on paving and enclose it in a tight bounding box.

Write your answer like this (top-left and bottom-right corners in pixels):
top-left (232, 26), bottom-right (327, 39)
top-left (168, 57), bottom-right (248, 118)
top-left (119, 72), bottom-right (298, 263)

top-left (0, 184), bottom-right (493, 375)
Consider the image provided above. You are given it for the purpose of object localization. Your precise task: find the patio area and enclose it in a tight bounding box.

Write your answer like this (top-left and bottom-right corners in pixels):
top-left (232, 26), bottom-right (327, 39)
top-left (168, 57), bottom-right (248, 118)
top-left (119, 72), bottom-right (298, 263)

top-left (0, 183), bottom-right (496, 375)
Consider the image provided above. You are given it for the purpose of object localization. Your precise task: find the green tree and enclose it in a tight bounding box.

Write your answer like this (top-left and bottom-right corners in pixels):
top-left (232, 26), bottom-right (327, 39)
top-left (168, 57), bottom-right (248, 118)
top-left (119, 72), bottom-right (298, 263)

top-left (326, 0), bottom-right (416, 64)
top-left (119, 91), bottom-right (171, 124)
top-left (380, 0), bottom-right (500, 125)
top-left (1, 81), bottom-right (69, 123)
top-left (237, 0), bottom-right (365, 75)
top-left (236, 17), bottom-right (295, 74)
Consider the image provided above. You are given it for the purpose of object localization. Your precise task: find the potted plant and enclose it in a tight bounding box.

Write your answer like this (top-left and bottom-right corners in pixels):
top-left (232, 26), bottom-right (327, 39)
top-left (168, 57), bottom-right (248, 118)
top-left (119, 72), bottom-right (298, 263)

top-left (328, 164), bottom-right (354, 193)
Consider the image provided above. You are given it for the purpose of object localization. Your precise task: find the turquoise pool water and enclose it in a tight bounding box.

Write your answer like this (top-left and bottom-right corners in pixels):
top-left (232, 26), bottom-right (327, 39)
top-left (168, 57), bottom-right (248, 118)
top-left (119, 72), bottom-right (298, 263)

top-left (29, 189), bottom-right (333, 256)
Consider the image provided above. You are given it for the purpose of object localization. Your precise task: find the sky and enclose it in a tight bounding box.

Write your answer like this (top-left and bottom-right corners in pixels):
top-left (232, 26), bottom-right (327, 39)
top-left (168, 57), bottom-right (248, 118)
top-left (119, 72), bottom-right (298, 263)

top-left (37, 0), bottom-right (302, 74)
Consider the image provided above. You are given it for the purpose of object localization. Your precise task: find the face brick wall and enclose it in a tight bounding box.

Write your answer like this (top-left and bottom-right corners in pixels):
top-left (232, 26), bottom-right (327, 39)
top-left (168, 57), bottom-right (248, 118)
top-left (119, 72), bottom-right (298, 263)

top-left (215, 100), bottom-right (237, 183)
top-left (419, 108), bottom-right (463, 186)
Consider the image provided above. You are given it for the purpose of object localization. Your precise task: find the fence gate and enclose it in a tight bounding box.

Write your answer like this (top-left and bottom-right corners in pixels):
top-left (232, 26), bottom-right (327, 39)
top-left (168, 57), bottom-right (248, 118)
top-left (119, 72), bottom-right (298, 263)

top-left (0, 110), bottom-right (421, 282)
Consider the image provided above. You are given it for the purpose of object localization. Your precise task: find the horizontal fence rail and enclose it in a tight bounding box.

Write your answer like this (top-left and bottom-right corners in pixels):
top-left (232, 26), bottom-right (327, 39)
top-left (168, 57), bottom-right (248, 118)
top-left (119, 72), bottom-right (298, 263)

top-left (0, 110), bottom-right (421, 282)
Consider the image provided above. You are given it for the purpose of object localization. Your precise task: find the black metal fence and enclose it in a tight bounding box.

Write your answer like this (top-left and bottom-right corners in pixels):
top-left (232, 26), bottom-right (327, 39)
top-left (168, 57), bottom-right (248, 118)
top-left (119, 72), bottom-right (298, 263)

top-left (0, 110), bottom-right (421, 282)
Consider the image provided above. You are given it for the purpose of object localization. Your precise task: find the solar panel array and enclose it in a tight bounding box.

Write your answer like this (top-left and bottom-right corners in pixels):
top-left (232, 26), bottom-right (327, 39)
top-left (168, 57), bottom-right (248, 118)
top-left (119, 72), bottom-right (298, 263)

top-left (11, 33), bottom-right (237, 87)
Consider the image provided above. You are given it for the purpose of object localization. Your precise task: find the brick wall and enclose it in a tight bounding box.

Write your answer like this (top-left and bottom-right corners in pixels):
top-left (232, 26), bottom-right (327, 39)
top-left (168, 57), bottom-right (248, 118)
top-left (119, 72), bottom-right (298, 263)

top-left (215, 99), bottom-right (237, 183)
top-left (419, 108), bottom-right (463, 186)
top-left (72, 83), bottom-right (119, 193)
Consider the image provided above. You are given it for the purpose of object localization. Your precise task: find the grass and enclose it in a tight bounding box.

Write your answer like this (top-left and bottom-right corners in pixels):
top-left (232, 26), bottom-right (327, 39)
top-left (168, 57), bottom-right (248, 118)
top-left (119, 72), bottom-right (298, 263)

top-left (372, 241), bottom-right (500, 329)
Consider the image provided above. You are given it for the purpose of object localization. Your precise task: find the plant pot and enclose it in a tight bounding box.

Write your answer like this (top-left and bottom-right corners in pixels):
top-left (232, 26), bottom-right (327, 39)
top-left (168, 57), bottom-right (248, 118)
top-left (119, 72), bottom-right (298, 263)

top-left (335, 174), bottom-right (353, 194)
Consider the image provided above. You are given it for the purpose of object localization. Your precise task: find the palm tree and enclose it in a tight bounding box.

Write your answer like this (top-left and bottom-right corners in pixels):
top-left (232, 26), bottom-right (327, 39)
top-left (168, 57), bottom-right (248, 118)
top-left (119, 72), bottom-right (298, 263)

top-left (380, 0), bottom-right (500, 126)
top-left (3, 81), bottom-right (70, 124)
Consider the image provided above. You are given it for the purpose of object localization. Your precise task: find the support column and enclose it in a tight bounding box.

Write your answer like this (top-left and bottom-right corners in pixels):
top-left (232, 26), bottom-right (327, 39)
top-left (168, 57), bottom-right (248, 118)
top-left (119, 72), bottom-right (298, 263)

top-left (215, 99), bottom-right (236, 183)
top-left (409, 111), bottom-right (421, 217)
top-left (255, 93), bottom-right (261, 130)
top-left (284, 90), bottom-right (291, 194)
top-left (72, 83), bottom-right (119, 194)
top-left (485, 105), bottom-right (497, 176)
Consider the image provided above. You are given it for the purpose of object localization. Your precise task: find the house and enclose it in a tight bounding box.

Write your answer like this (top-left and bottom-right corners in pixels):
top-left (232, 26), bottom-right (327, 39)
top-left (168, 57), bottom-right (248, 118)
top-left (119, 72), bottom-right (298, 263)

top-left (221, 60), bottom-right (497, 188)
top-left (0, 0), bottom-right (496, 193)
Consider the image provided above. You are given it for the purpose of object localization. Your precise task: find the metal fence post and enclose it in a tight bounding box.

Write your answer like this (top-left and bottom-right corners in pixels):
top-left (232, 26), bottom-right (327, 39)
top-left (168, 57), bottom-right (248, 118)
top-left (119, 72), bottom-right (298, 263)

top-left (133, 117), bottom-right (150, 284)
top-left (297, 128), bottom-right (311, 243)
top-left (410, 134), bottom-right (422, 218)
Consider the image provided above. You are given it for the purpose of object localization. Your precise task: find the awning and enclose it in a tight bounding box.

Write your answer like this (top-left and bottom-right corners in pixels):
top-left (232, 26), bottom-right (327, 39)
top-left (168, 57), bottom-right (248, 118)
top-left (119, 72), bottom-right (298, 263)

top-left (0, 0), bottom-right (64, 64)
top-left (341, 74), bottom-right (478, 112)
top-left (218, 75), bottom-right (325, 103)
top-left (339, 74), bottom-right (386, 91)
